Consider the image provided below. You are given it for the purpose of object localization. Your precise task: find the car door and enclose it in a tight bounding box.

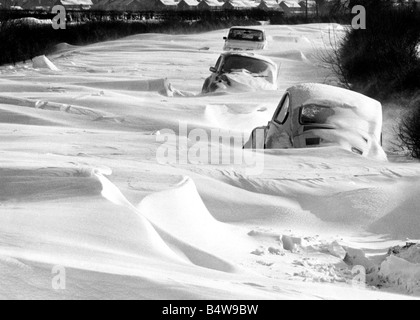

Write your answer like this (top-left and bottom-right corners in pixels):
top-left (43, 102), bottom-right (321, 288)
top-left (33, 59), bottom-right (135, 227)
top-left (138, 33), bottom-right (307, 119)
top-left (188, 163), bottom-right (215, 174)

top-left (265, 92), bottom-right (293, 149)
top-left (204, 55), bottom-right (224, 92)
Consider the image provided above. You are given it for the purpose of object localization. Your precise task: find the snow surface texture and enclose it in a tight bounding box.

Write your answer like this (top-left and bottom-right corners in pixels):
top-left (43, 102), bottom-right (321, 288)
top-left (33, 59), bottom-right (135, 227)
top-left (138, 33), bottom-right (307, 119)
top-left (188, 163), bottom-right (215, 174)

top-left (0, 24), bottom-right (420, 300)
top-left (32, 55), bottom-right (60, 71)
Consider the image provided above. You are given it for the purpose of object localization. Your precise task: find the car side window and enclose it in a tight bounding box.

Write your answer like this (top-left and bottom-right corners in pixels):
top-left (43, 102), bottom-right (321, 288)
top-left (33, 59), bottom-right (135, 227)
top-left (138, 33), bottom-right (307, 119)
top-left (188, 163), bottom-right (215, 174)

top-left (274, 93), bottom-right (290, 125)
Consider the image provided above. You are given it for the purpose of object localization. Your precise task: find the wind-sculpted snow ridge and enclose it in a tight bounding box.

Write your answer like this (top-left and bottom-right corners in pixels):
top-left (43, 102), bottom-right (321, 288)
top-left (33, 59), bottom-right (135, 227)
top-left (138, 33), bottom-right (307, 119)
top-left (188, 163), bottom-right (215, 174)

top-left (75, 78), bottom-right (170, 94)
top-left (377, 243), bottom-right (420, 295)
top-left (271, 36), bottom-right (312, 44)
top-left (204, 103), bottom-right (272, 133)
top-left (0, 166), bottom-right (103, 203)
top-left (0, 95), bottom-right (127, 126)
top-left (96, 171), bottom-right (239, 273)
top-left (0, 95), bottom-right (111, 118)
top-left (32, 56), bottom-right (60, 72)
top-left (270, 50), bottom-right (310, 62)
top-left (334, 242), bottom-right (420, 296)
top-left (94, 171), bottom-right (420, 299)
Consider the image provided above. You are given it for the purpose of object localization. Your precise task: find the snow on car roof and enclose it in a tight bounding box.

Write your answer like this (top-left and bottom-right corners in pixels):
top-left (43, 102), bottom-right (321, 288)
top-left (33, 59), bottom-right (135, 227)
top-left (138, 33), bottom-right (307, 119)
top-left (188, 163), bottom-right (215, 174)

top-left (286, 83), bottom-right (383, 137)
top-left (287, 83), bottom-right (381, 113)
top-left (220, 52), bottom-right (277, 68)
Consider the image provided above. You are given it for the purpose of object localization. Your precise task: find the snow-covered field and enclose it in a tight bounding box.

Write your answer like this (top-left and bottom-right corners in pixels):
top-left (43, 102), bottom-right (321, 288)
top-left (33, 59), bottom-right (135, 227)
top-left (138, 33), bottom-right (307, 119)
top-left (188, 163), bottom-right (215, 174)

top-left (1, 24), bottom-right (420, 300)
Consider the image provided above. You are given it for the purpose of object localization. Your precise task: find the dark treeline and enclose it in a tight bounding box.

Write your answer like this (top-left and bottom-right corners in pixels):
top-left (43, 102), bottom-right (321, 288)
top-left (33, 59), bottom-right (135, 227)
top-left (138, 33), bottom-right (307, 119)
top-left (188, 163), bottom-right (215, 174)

top-left (332, 0), bottom-right (420, 158)
top-left (0, 7), bottom-right (352, 23)
top-left (0, 8), bottom-right (351, 66)
top-left (337, 1), bottom-right (420, 99)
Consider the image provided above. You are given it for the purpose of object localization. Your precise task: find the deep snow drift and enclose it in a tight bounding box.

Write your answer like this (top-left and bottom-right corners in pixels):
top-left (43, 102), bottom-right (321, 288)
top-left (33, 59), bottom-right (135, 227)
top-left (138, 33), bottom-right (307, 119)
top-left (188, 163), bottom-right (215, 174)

top-left (0, 24), bottom-right (420, 300)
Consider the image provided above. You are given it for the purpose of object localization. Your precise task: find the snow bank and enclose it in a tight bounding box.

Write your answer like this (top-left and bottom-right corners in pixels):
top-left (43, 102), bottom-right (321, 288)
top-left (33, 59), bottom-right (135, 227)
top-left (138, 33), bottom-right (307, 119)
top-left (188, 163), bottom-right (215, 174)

top-left (271, 36), bottom-right (312, 44)
top-left (0, 94), bottom-right (117, 122)
top-left (139, 176), bottom-right (249, 271)
top-left (368, 179), bottom-right (420, 239)
top-left (77, 78), bottom-right (170, 93)
top-left (1, 23), bottom-right (419, 300)
top-left (328, 241), bottom-right (347, 260)
top-left (52, 43), bottom-right (79, 54)
top-left (98, 172), bottom-right (239, 273)
top-left (95, 170), bottom-right (188, 263)
top-left (271, 50), bottom-right (309, 62)
top-left (390, 243), bottom-right (420, 264)
top-left (378, 244), bottom-right (420, 295)
top-left (0, 167), bottom-right (102, 202)
top-left (32, 55), bottom-right (60, 71)
top-left (204, 103), bottom-right (271, 133)
top-left (337, 242), bottom-right (420, 296)
top-left (379, 256), bottom-right (420, 295)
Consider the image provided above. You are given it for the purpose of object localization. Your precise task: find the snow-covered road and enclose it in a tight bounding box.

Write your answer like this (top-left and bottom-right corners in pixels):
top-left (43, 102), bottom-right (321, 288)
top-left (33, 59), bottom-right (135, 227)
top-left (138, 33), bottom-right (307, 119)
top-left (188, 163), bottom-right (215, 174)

top-left (1, 24), bottom-right (420, 299)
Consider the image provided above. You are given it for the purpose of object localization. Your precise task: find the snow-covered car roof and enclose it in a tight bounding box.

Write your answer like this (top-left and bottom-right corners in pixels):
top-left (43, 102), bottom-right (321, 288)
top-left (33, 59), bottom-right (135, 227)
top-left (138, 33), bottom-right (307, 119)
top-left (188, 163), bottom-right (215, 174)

top-left (220, 52), bottom-right (276, 68)
top-left (286, 83), bottom-right (383, 138)
top-left (286, 83), bottom-right (381, 115)
top-left (205, 52), bottom-right (278, 92)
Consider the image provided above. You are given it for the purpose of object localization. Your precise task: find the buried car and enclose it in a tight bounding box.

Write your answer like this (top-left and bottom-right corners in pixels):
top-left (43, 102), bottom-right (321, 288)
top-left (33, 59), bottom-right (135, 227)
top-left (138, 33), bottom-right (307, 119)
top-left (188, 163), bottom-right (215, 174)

top-left (244, 83), bottom-right (387, 160)
top-left (223, 26), bottom-right (268, 51)
top-left (202, 52), bottom-right (279, 94)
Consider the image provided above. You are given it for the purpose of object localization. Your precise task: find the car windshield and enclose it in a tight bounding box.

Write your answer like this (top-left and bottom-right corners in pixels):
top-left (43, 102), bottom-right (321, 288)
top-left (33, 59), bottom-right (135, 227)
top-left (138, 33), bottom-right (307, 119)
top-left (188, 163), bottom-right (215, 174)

top-left (300, 105), bottom-right (335, 124)
top-left (222, 56), bottom-right (275, 82)
top-left (228, 29), bottom-right (264, 42)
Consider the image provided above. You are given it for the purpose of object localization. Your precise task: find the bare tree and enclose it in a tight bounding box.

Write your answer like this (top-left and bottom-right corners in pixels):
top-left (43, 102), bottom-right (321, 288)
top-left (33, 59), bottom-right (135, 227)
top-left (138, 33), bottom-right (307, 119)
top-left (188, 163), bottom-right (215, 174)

top-left (397, 98), bottom-right (420, 158)
top-left (316, 26), bottom-right (351, 88)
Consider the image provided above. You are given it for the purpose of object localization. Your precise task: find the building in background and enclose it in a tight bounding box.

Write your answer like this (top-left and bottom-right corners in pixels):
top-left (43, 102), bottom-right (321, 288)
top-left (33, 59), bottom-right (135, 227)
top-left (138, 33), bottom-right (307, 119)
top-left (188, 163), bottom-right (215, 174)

top-left (91, 0), bottom-right (113, 10)
top-left (257, 0), bottom-right (283, 11)
top-left (298, 0), bottom-right (317, 15)
top-left (197, 0), bottom-right (223, 10)
top-left (54, 0), bottom-right (93, 10)
top-left (159, 0), bottom-right (178, 10)
top-left (222, 0), bottom-right (256, 10)
top-left (21, 0), bottom-right (51, 10)
top-left (177, 0), bottom-right (199, 10)
top-left (279, 0), bottom-right (302, 14)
